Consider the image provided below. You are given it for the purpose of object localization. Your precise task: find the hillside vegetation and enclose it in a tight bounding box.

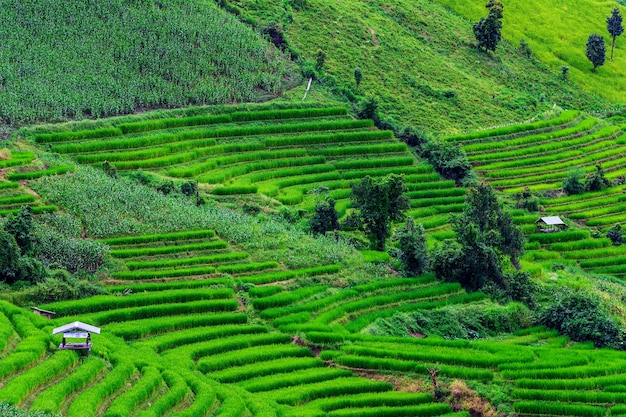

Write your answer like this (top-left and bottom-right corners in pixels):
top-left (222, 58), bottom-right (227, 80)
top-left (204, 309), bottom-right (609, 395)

top-left (0, 0), bottom-right (295, 125)
top-left (227, 0), bottom-right (611, 134)
top-left (436, 0), bottom-right (626, 104)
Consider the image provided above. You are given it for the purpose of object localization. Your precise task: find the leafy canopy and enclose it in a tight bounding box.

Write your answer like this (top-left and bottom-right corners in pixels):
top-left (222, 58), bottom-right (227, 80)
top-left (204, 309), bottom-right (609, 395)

top-left (586, 34), bottom-right (606, 72)
top-left (349, 174), bottom-right (410, 251)
top-left (473, 0), bottom-right (504, 52)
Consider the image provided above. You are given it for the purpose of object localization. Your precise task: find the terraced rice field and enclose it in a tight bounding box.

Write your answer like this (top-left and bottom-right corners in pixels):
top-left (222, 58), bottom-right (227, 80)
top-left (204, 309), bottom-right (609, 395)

top-left (446, 110), bottom-right (626, 280)
top-left (30, 104), bottom-right (464, 237)
top-left (0, 150), bottom-right (71, 216)
top-left (2, 228), bottom-right (626, 416)
top-left (444, 110), bottom-right (626, 194)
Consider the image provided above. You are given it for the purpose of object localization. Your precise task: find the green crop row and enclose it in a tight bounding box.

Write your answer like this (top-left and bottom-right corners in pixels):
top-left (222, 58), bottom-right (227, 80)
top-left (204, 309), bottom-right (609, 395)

top-left (0, 205), bottom-right (57, 217)
top-left (568, 203), bottom-right (626, 219)
top-left (125, 252), bottom-right (248, 270)
top-left (210, 357), bottom-right (322, 384)
top-left (248, 286), bottom-right (283, 298)
top-left (512, 401), bottom-right (604, 417)
top-left (117, 107), bottom-right (349, 134)
top-left (0, 156), bottom-right (37, 169)
top-left (561, 246), bottom-right (626, 260)
top-left (0, 194), bottom-right (35, 205)
top-left (444, 110), bottom-right (580, 142)
top-left (217, 261), bottom-right (279, 274)
top-left (550, 238), bottom-right (612, 251)
top-left (106, 312), bottom-right (247, 340)
top-left (31, 357), bottom-right (105, 414)
top-left (0, 350), bottom-right (78, 405)
top-left (501, 361), bottom-right (626, 380)
top-left (110, 240), bottom-right (227, 258)
top-left (0, 351), bottom-right (44, 381)
top-left (34, 127), bottom-right (122, 143)
top-left (410, 196), bottom-right (467, 208)
top-left (253, 286), bottom-right (328, 310)
top-left (334, 156), bottom-right (414, 170)
top-left (101, 229), bottom-right (215, 245)
top-left (0, 182), bottom-right (19, 190)
top-left (407, 204), bottom-right (464, 218)
top-left (546, 194), bottom-right (626, 213)
top-left (167, 333), bottom-right (293, 362)
top-left (543, 185), bottom-right (626, 206)
top-left (136, 324), bottom-right (267, 353)
top-left (590, 264), bottom-right (626, 275)
top-left (105, 277), bottom-right (233, 293)
top-left (212, 185), bottom-right (259, 195)
top-left (170, 149), bottom-right (314, 179)
top-left (176, 372), bottom-right (216, 417)
top-left (238, 164), bottom-right (335, 185)
top-left (101, 150), bottom-right (218, 170)
top-left (7, 165), bottom-right (75, 181)
top-left (527, 230), bottom-right (590, 244)
top-left (406, 188), bottom-right (466, 199)
top-left (310, 143), bottom-right (408, 157)
top-left (339, 343), bottom-right (508, 368)
top-left (260, 290), bottom-right (358, 320)
top-left (53, 119), bottom-right (372, 154)
top-left (464, 117), bottom-right (597, 153)
top-left (198, 344), bottom-right (311, 373)
top-left (306, 391), bottom-right (434, 412)
top-left (313, 283), bottom-right (463, 325)
top-left (43, 288), bottom-right (233, 316)
top-left (76, 299), bottom-right (239, 326)
top-left (405, 180), bottom-right (457, 191)
top-left (111, 266), bottom-right (217, 280)
top-left (75, 142), bottom-right (213, 164)
top-left (469, 125), bottom-right (619, 163)
top-left (239, 367), bottom-right (352, 393)
top-left (352, 275), bottom-right (435, 293)
top-left (327, 404), bottom-right (453, 417)
top-left (262, 377), bottom-right (393, 406)
top-left (67, 362), bottom-right (136, 417)
top-left (136, 370), bottom-right (188, 417)
top-left (516, 373), bottom-right (626, 390)
top-left (586, 213), bottom-right (626, 227)
top-left (103, 366), bottom-right (162, 417)
top-left (344, 293), bottom-right (486, 332)
top-left (580, 254), bottom-right (626, 268)
top-left (240, 264), bottom-right (341, 285)
top-left (265, 130), bottom-right (392, 147)
top-left (340, 165), bottom-right (432, 181)
top-left (326, 353), bottom-right (493, 381)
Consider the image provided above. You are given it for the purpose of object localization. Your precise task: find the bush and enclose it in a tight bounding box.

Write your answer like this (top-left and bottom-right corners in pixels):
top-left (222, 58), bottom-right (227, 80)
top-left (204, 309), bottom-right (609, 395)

top-left (310, 198), bottom-right (340, 235)
top-left (392, 217), bottom-right (428, 277)
top-left (4, 206), bottom-right (34, 255)
top-left (562, 169), bottom-right (585, 195)
top-left (607, 223), bottom-right (624, 246)
top-left (585, 164), bottom-right (611, 192)
top-left (539, 289), bottom-right (624, 349)
top-left (27, 270), bottom-right (105, 304)
top-left (0, 230), bottom-right (21, 284)
top-left (423, 140), bottom-right (472, 185)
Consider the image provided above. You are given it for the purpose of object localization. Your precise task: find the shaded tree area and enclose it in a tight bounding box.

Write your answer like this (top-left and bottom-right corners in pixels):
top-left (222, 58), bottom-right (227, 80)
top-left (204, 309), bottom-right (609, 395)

top-left (586, 34), bottom-right (606, 72)
top-left (432, 184), bottom-right (531, 304)
top-left (349, 174), bottom-right (410, 251)
top-left (473, 0), bottom-right (504, 52)
top-left (607, 7), bottom-right (624, 62)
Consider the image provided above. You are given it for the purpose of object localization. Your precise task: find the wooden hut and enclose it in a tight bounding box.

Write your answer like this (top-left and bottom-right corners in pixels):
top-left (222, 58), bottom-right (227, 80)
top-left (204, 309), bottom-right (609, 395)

top-left (536, 216), bottom-right (567, 233)
top-left (52, 321), bottom-right (100, 356)
top-left (31, 307), bottom-right (56, 319)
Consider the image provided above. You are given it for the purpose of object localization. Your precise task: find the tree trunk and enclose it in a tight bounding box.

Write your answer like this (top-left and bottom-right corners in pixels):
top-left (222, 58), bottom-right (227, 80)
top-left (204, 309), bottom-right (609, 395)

top-left (611, 36), bottom-right (616, 62)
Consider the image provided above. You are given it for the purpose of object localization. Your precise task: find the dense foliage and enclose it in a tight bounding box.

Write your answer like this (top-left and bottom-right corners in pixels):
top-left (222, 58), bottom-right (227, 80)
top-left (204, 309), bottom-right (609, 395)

top-left (349, 174), bottom-right (410, 250)
top-left (586, 34), bottom-right (607, 72)
top-left (473, 0), bottom-right (504, 52)
top-left (0, 0), bottom-right (294, 124)
top-left (607, 7), bottom-right (624, 61)
top-left (392, 217), bottom-right (429, 277)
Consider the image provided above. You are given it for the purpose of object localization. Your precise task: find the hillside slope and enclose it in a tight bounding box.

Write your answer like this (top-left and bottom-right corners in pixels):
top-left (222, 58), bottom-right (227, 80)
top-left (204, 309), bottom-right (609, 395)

top-left (436, 0), bottom-right (626, 104)
top-left (227, 0), bottom-right (611, 134)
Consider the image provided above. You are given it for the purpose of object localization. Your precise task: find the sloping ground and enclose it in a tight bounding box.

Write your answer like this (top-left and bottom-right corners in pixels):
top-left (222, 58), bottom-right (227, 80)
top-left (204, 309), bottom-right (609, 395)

top-left (436, 0), bottom-right (626, 104)
top-left (24, 103), bottom-right (464, 239)
top-left (227, 0), bottom-right (610, 134)
top-left (447, 109), bottom-right (626, 281)
top-left (0, 0), bottom-right (295, 125)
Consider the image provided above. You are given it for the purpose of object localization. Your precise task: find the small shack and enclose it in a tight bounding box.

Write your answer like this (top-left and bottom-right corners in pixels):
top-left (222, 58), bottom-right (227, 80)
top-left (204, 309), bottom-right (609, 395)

top-left (52, 321), bottom-right (100, 357)
top-left (32, 307), bottom-right (56, 320)
top-left (536, 216), bottom-right (567, 233)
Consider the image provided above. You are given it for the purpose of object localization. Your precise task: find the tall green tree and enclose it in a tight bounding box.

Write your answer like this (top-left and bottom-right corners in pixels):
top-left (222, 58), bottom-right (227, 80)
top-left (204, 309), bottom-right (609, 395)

top-left (586, 34), bottom-right (606, 72)
top-left (4, 205), bottom-right (34, 255)
top-left (350, 174), bottom-right (410, 251)
top-left (473, 0), bottom-right (504, 52)
top-left (393, 217), bottom-right (428, 277)
top-left (433, 183), bottom-right (525, 291)
top-left (310, 198), bottom-right (340, 235)
top-left (607, 7), bottom-right (624, 62)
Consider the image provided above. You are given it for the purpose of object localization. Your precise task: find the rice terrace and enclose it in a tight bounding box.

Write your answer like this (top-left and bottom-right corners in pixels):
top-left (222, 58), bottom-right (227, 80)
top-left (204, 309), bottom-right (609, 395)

top-left (3, 0), bottom-right (626, 417)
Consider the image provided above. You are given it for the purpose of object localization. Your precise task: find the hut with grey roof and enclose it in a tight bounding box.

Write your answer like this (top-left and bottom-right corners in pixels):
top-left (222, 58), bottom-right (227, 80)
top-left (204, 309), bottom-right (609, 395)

top-left (536, 216), bottom-right (567, 233)
top-left (52, 321), bottom-right (100, 356)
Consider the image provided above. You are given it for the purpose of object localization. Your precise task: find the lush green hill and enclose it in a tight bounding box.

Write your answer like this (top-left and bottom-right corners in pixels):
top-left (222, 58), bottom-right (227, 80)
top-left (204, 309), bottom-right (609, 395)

top-left (436, 0), bottom-right (626, 104)
top-left (0, 0), bottom-right (295, 125)
top-left (226, 0), bottom-right (611, 134)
